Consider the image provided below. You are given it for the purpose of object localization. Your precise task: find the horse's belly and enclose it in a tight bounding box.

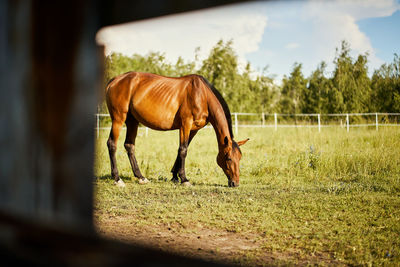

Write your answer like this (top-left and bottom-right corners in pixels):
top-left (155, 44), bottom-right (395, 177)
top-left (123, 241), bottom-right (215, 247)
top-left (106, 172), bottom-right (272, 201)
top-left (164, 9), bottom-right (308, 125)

top-left (130, 98), bottom-right (179, 131)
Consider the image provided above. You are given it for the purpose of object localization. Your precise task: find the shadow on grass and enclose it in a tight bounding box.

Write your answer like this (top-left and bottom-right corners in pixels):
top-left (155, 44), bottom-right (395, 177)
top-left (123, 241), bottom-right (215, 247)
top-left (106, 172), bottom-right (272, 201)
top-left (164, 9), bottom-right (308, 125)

top-left (154, 175), bottom-right (230, 188)
top-left (190, 182), bottom-right (229, 188)
top-left (94, 174), bottom-right (231, 188)
top-left (95, 175), bottom-right (132, 182)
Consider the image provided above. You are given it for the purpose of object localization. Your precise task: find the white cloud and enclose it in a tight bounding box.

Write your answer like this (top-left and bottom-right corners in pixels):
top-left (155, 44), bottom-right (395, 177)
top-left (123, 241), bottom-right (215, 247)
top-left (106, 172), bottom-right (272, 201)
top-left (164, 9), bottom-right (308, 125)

top-left (315, 0), bottom-right (399, 20)
top-left (285, 43), bottom-right (300, 50)
top-left (96, 0), bottom-right (399, 80)
top-left (96, 2), bottom-right (267, 70)
top-left (304, 0), bottom-right (400, 71)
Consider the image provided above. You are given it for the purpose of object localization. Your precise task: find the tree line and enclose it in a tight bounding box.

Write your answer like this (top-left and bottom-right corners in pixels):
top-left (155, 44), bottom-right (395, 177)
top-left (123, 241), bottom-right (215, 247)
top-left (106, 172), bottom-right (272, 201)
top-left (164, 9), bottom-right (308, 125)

top-left (102, 40), bottom-right (400, 114)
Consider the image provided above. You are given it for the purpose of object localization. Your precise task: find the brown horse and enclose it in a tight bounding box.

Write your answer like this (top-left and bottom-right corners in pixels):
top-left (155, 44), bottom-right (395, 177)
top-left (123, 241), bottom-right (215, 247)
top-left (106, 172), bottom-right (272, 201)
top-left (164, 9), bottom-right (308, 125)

top-left (105, 72), bottom-right (249, 187)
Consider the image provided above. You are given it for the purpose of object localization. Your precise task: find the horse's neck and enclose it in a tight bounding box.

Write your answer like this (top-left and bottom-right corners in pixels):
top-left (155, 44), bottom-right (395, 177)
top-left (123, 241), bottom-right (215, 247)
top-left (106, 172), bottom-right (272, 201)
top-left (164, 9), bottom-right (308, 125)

top-left (207, 92), bottom-right (232, 149)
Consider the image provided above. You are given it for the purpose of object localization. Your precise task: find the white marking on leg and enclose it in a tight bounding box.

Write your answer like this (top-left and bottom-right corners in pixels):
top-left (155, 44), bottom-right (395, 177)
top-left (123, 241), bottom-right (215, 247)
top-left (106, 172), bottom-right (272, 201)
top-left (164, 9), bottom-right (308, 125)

top-left (181, 181), bottom-right (192, 187)
top-left (114, 179), bottom-right (126, 187)
top-left (138, 177), bottom-right (149, 184)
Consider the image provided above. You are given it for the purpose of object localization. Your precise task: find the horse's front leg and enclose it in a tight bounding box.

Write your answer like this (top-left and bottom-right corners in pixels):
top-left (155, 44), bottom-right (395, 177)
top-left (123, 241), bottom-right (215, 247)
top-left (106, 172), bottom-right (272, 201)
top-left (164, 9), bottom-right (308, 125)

top-left (170, 154), bottom-right (181, 183)
top-left (177, 143), bottom-right (189, 185)
top-left (176, 124), bottom-right (193, 186)
top-left (171, 130), bottom-right (198, 183)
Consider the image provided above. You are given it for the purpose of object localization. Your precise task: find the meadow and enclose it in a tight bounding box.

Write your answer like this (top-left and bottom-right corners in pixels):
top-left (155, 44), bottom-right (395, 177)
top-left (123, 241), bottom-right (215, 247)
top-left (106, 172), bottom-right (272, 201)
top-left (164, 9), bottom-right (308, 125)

top-left (94, 126), bottom-right (400, 266)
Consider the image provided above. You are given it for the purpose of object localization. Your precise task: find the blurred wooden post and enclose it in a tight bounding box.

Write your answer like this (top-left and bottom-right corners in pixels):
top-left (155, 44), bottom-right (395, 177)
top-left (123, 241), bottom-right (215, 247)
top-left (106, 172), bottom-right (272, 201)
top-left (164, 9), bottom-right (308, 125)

top-left (375, 112), bottom-right (379, 131)
top-left (0, 0), bottom-right (98, 231)
top-left (346, 114), bottom-right (350, 132)
top-left (274, 113), bottom-right (278, 131)
top-left (0, 1), bottom-right (251, 266)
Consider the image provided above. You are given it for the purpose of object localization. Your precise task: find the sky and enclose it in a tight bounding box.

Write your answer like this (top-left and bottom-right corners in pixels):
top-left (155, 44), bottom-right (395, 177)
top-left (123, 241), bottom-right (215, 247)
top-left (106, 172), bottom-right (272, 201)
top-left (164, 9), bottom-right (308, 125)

top-left (96, 0), bottom-right (400, 82)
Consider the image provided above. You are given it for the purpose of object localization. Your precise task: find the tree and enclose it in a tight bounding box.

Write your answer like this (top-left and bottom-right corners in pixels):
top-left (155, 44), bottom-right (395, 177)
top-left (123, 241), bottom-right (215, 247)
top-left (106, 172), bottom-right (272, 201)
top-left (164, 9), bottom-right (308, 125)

top-left (172, 57), bottom-right (195, 77)
top-left (279, 62), bottom-right (307, 114)
top-left (102, 40), bottom-right (276, 114)
top-left (371, 54), bottom-right (400, 112)
top-left (353, 54), bottom-right (372, 112)
top-left (102, 39), bottom-right (399, 115)
top-left (234, 63), bottom-right (277, 113)
top-left (199, 39), bottom-right (275, 113)
top-left (331, 40), bottom-right (371, 113)
top-left (252, 68), bottom-right (278, 114)
top-left (104, 52), bottom-right (176, 83)
top-left (304, 61), bottom-right (331, 113)
top-left (199, 40), bottom-right (239, 110)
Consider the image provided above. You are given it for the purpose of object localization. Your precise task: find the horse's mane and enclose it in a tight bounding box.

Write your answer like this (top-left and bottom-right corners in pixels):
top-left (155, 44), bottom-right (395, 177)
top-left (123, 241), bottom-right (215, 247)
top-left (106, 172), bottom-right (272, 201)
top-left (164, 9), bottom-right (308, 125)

top-left (199, 76), bottom-right (234, 139)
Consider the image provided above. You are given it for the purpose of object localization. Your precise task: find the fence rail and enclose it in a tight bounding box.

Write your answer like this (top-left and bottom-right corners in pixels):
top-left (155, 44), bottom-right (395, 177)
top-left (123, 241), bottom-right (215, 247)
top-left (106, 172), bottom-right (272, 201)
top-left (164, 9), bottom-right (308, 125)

top-left (95, 112), bottom-right (400, 137)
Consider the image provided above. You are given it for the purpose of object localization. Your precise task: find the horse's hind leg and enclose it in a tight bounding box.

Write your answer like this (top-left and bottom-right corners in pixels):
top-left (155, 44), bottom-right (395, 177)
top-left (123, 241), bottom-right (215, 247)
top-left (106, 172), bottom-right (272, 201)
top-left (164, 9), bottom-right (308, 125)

top-left (107, 118), bottom-right (125, 187)
top-left (125, 114), bottom-right (148, 184)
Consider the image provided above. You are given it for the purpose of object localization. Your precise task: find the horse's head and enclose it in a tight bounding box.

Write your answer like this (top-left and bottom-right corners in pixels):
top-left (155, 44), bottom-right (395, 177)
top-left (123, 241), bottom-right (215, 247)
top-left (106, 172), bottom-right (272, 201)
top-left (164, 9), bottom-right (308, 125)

top-left (217, 137), bottom-right (249, 187)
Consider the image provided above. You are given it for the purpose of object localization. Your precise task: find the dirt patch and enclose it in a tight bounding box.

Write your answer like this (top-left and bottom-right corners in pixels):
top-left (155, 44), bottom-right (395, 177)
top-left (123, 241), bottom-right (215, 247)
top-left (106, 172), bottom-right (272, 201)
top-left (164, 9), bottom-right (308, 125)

top-left (96, 218), bottom-right (259, 265)
top-left (95, 216), bottom-right (336, 266)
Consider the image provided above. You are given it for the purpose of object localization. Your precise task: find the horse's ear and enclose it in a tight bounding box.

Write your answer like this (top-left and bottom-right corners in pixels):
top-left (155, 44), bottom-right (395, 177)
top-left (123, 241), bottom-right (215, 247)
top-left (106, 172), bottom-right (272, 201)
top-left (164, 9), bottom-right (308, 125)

top-left (237, 138), bottom-right (249, 146)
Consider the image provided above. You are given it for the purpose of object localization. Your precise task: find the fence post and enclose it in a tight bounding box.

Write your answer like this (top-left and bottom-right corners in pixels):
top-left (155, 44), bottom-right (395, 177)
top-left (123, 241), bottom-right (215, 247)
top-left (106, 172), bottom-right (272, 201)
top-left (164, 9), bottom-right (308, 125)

top-left (262, 112), bottom-right (265, 127)
top-left (96, 114), bottom-right (99, 138)
top-left (375, 112), bottom-right (378, 131)
top-left (274, 113), bottom-right (277, 131)
top-left (145, 127), bottom-right (148, 137)
top-left (318, 114), bottom-right (321, 132)
top-left (234, 113), bottom-right (238, 135)
top-left (346, 114), bottom-right (349, 132)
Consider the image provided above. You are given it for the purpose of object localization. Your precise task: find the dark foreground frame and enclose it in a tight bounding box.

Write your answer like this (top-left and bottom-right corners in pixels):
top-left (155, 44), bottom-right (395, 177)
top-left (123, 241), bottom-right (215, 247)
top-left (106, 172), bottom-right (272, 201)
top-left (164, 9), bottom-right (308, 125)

top-left (0, 1), bottom-right (247, 266)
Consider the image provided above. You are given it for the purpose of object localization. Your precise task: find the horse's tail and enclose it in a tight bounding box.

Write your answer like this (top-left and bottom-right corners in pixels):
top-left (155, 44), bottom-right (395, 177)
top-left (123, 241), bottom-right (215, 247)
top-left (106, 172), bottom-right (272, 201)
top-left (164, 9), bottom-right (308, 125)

top-left (106, 77), bottom-right (116, 89)
top-left (105, 71), bottom-right (134, 92)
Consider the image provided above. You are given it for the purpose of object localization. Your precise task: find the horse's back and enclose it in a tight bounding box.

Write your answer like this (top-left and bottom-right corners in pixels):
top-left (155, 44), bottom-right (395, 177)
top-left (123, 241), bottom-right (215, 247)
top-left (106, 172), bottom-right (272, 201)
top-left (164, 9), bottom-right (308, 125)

top-left (106, 72), bottom-right (209, 130)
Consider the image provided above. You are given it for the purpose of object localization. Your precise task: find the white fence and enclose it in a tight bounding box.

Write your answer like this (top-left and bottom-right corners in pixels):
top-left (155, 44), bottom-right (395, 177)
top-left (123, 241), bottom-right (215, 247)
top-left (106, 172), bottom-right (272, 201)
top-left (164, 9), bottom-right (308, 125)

top-left (95, 112), bottom-right (400, 138)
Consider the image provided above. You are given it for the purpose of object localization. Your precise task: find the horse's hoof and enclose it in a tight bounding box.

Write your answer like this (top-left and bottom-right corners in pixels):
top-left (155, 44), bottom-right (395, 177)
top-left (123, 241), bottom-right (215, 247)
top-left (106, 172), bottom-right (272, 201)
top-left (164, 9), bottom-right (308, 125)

top-left (138, 178), bottom-right (149, 184)
top-left (171, 177), bottom-right (179, 183)
top-left (115, 179), bottom-right (126, 187)
top-left (181, 181), bottom-right (192, 187)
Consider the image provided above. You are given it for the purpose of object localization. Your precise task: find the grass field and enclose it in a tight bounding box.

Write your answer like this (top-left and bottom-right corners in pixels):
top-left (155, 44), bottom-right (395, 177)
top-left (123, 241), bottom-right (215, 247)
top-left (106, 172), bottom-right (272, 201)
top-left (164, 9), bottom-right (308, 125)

top-left (94, 126), bottom-right (400, 266)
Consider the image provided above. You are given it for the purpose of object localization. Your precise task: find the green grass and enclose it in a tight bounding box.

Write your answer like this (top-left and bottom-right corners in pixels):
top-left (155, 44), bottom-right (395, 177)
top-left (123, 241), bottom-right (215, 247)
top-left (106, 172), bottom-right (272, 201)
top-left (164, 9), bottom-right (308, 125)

top-left (94, 127), bottom-right (400, 265)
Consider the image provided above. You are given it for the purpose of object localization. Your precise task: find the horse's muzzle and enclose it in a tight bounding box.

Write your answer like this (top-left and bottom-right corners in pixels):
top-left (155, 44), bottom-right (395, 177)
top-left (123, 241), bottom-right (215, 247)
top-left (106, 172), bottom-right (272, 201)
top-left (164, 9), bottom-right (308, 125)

top-left (228, 180), bottom-right (239, 187)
